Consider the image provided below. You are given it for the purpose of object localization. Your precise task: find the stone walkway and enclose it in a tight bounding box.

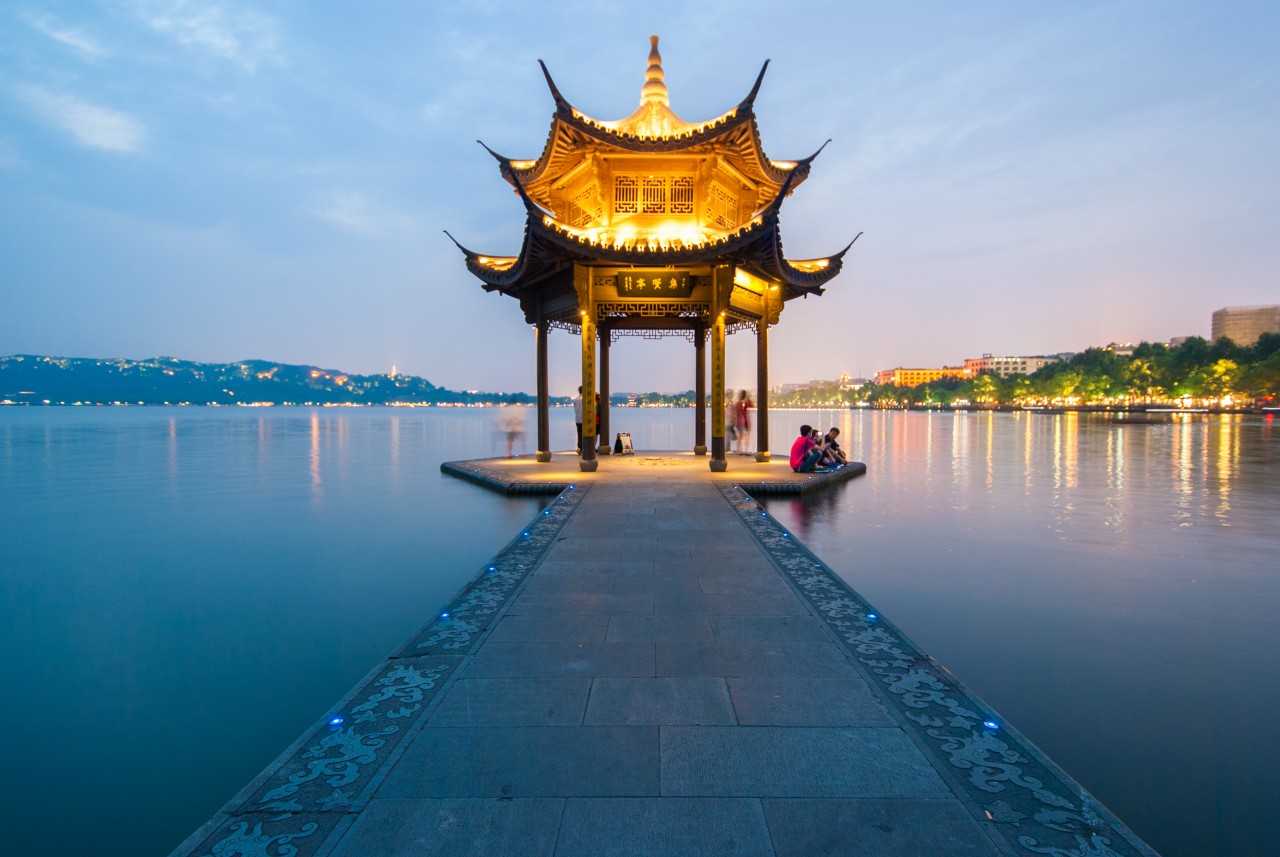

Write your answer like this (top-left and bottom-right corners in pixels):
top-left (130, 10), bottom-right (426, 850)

top-left (171, 457), bottom-right (1159, 857)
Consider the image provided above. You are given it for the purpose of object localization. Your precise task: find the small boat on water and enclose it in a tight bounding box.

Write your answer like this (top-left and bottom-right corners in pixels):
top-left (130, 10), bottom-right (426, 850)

top-left (1111, 412), bottom-right (1166, 425)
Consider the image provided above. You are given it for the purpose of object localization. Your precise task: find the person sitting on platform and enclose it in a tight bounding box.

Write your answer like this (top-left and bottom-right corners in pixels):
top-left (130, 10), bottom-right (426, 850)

top-left (821, 427), bottom-right (848, 467)
top-left (790, 424), bottom-right (826, 473)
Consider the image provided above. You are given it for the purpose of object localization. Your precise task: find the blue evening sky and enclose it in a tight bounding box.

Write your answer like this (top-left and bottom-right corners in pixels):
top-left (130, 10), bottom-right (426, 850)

top-left (2, 1), bottom-right (1276, 394)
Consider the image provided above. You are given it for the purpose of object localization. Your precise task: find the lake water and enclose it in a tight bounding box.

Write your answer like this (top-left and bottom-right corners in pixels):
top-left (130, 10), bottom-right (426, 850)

top-left (1, 407), bottom-right (1276, 856)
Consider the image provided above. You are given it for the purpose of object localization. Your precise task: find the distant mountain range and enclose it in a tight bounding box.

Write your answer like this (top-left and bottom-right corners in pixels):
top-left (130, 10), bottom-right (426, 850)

top-left (0, 355), bottom-right (548, 406)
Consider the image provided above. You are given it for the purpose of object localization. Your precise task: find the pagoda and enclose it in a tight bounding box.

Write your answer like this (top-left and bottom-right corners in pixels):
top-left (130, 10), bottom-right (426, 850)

top-left (449, 36), bottom-right (856, 471)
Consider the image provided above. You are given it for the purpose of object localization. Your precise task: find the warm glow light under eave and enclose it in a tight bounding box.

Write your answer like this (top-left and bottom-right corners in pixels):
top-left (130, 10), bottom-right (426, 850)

top-left (543, 216), bottom-right (706, 251)
top-left (541, 214), bottom-right (765, 253)
top-left (789, 258), bottom-right (830, 272)
top-left (476, 256), bottom-right (516, 271)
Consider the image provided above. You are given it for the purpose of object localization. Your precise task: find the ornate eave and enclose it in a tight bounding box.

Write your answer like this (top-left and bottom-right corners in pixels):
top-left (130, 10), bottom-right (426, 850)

top-left (450, 207), bottom-right (853, 300)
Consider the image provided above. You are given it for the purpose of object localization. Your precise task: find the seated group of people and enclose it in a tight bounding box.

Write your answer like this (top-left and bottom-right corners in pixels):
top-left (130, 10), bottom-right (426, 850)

top-left (789, 424), bottom-right (849, 473)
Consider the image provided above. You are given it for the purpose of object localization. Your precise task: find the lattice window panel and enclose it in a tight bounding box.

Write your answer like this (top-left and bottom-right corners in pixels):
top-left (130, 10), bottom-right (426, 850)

top-left (614, 176), bottom-right (639, 214)
top-left (705, 183), bottom-right (738, 228)
top-left (596, 301), bottom-right (710, 318)
top-left (641, 178), bottom-right (666, 213)
top-left (610, 327), bottom-right (700, 343)
top-left (613, 175), bottom-right (695, 215)
top-left (670, 177), bottom-right (694, 214)
top-left (568, 183), bottom-right (602, 228)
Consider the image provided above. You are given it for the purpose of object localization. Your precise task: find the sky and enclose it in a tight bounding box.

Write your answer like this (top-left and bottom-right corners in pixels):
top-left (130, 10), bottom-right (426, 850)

top-left (1, 1), bottom-right (1277, 395)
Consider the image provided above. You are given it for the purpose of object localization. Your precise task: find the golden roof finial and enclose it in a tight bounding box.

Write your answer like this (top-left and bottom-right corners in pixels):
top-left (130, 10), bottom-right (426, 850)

top-left (640, 35), bottom-right (669, 107)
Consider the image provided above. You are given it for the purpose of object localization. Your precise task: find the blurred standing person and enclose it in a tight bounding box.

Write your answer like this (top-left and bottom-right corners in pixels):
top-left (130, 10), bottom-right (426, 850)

top-left (572, 386), bottom-right (583, 453)
top-left (497, 406), bottom-right (527, 458)
top-left (724, 393), bottom-right (736, 450)
top-left (734, 389), bottom-right (754, 455)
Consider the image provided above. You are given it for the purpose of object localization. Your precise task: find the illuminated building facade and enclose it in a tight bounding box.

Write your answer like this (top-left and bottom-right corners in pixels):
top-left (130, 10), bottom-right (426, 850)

top-left (962, 354), bottom-right (1061, 377)
top-left (1212, 305), bottom-right (1280, 346)
top-left (451, 37), bottom-right (855, 471)
top-left (874, 367), bottom-right (972, 386)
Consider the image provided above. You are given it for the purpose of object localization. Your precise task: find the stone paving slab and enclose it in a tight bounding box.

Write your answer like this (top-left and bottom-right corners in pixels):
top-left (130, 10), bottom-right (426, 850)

top-left (727, 676), bottom-right (894, 727)
top-left (605, 614), bottom-right (716, 643)
top-left (583, 678), bottom-right (737, 726)
top-left (711, 615), bottom-right (833, 642)
top-left (378, 726), bottom-right (659, 798)
top-left (462, 641), bottom-right (656, 678)
top-left (426, 678), bottom-right (591, 727)
top-left (508, 591), bottom-right (656, 615)
top-left (555, 798), bottom-right (773, 857)
top-left (655, 640), bottom-right (861, 678)
top-left (522, 570), bottom-right (703, 594)
top-left (485, 614), bottom-right (610, 643)
top-left (762, 798), bottom-right (1004, 857)
top-left (534, 558), bottom-right (655, 576)
top-left (172, 456), bottom-right (1161, 857)
top-left (661, 726), bottom-right (952, 798)
top-left (653, 591), bottom-right (810, 616)
top-left (330, 798), bottom-right (564, 857)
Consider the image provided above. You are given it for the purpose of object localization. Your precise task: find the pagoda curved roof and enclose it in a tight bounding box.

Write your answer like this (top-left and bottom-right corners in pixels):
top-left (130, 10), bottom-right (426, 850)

top-left (450, 37), bottom-right (858, 309)
top-left (486, 38), bottom-right (823, 202)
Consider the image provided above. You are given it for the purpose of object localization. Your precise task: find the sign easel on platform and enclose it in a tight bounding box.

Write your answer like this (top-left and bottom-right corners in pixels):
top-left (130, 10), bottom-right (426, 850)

top-left (614, 432), bottom-right (634, 455)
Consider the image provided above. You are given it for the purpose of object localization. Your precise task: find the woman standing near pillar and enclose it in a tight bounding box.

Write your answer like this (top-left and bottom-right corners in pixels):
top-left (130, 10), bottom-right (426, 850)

top-left (734, 389), bottom-right (754, 455)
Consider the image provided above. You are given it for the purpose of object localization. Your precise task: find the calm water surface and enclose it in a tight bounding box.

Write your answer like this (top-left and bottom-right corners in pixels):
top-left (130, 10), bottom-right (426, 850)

top-left (760, 409), bottom-right (1278, 857)
top-left (0, 407), bottom-right (551, 856)
top-left (2, 406), bottom-right (1276, 856)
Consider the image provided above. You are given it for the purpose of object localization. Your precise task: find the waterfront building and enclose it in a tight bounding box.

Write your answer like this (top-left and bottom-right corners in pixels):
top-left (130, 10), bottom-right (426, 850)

top-left (962, 354), bottom-right (1061, 377)
top-left (449, 36), bottom-right (856, 471)
top-left (874, 366), bottom-right (972, 386)
top-left (775, 374), bottom-right (862, 395)
top-left (1212, 305), bottom-right (1280, 346)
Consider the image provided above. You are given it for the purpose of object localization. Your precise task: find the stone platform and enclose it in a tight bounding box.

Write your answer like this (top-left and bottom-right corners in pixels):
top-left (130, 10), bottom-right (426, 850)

top-left (439, 450), bottom-right (866, 495)
top-left (170, 456), bottom-right (1159, 857)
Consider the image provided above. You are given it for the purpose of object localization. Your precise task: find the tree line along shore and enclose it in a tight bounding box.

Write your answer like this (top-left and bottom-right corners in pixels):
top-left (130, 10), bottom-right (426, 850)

top-left (4, 334), bottom-right (1278, 410)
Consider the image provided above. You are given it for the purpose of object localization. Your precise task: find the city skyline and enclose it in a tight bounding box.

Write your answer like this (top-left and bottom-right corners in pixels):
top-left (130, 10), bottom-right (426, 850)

top-left (2, 1), bottom-right (1276, 395)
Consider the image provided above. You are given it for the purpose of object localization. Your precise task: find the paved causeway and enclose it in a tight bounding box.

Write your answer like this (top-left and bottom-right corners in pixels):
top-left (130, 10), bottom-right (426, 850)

top-left (172, 454), bottom-right (1159, 857)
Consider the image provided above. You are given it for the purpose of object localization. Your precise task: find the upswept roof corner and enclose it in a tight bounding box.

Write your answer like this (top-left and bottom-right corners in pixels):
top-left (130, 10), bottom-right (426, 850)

top-left (739, 59), bottom-right (770, 111)
top-left (537, 59), bottom-right (572, 115)
top-left (476, 140), bottom-right (511, 165)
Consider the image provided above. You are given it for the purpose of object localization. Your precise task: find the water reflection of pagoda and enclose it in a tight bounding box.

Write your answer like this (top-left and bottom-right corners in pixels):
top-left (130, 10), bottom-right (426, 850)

top-left (450, 36), bottom-right (857, 471)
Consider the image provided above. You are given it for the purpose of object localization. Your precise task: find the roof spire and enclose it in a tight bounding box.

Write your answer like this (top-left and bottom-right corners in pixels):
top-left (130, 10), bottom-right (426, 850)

top-left (640, 35), bottom-right (669, 107)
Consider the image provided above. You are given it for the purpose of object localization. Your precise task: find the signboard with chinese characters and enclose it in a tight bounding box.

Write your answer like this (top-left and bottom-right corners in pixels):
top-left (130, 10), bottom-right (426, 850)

top-left (617, 270), bottom-right (693, 297)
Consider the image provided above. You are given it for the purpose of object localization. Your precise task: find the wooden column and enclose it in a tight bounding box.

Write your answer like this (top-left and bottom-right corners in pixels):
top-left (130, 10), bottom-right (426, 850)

top-left (755, 291), bottom-right (771, 462)
top-left (710, 265), bottom-right (730, 472)
top-left (597, 325), bottom-right (611, 454)
top-left (576, 265), bottom-right (598, 472)
top-left (535, 317), bottom-right (551, 462)
top-left (694, 322), bottom-right (707, 455)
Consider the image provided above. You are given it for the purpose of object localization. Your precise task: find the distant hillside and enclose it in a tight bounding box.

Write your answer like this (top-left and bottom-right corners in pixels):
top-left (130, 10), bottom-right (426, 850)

top-left (0, 355), bottom-right (548, 406)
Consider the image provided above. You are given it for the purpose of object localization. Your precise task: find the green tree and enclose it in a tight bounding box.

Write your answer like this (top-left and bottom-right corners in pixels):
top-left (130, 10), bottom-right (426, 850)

top-left (971, 373), bottom-right (999, 404)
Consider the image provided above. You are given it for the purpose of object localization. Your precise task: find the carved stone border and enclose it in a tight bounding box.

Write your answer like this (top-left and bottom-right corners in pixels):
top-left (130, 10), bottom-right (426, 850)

top-left (720, 484), bottom-right (1161, 857)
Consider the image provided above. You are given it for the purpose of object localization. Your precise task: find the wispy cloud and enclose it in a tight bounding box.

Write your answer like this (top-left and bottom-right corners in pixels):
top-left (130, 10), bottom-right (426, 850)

top-left (22, 11), bottom-right (107, 59)
top-left (309, 192), bottom-right (417, 236)
top-left (129, 0), bottom-right (283, 72)
top-left (19, 87), bottom-right (145, 153)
